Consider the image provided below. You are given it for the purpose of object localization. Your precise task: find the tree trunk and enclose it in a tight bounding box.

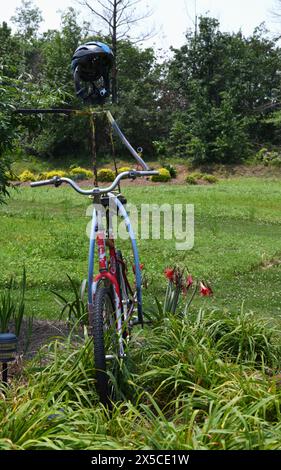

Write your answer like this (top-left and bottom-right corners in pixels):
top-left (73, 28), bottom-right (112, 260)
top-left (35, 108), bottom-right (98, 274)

top-left (111, 0), bottom-right (118, 104)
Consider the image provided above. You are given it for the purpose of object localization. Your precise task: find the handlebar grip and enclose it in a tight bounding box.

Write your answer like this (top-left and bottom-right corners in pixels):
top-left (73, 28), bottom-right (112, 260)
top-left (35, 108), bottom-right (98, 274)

top-left (30, 178), bottom-right (56, 187)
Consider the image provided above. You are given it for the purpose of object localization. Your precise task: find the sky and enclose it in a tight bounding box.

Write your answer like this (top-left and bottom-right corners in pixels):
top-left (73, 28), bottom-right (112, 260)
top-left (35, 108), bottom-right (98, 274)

top-left (0, 0), bottom-right (279, 50)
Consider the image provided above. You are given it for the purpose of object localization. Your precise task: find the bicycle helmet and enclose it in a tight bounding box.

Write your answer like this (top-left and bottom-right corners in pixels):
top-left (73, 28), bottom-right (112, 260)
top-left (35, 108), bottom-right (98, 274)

top-left (71, 41), bottom-right (114, 105)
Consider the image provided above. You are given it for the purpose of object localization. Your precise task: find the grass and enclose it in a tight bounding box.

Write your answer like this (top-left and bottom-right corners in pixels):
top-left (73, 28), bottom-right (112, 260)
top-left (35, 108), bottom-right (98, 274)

top-left (1, 177), bottom-right (281, 318)
top-left (1, 308), bottom-right (281, 450)
top-left (1, 176), bottom-right (281, 450)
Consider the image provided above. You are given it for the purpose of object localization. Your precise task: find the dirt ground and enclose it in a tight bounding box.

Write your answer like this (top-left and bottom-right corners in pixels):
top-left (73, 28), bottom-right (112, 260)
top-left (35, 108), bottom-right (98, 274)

top-left (10, 318), bottom-right (71, 359)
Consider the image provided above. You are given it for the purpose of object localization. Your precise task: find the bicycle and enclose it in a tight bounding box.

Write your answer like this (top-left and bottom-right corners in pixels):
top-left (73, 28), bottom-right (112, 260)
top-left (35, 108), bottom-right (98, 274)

top-left (28, 109), bottom-right (158, 406)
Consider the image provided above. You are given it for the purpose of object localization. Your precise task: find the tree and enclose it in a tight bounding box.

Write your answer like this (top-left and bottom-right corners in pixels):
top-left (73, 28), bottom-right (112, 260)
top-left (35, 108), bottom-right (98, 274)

top-left (42, 8), bottom-right (89, 92)
top-left (77, 0), bottom-right (153, 103)
top-left (112, 40), bottom-right (163, 154)
top-left (165, 17), bottom-right (281, 163)
top-left (0, 74), bottom-right (22, 203)
top-left (11, 0), bottom-right (43, 40)
top-left (0, 22), bottom-right (24, 77)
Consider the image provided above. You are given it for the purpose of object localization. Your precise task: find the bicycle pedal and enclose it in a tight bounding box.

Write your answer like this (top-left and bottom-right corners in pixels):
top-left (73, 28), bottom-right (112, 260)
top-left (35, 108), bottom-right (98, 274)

top-left (105, 354), bottom-right (127, 361)
top-left (130, 317), bottom-right (152, 326)
top-left (105, 354), bottom-right (115, 361)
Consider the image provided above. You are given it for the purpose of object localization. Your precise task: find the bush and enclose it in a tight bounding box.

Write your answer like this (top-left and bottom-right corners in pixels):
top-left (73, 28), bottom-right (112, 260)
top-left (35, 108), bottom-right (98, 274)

top-left (118, 167), bottom-right (131, 174)
top-left (45, 170), bottom-right (69, 179)
top-left (19, 170), bottom-right (36, 182)
top-left (202, 174), bottom-right (218, 184)
top-left (69, 167), bottom-right (93, 180)
top-left (151, 168), bottom-right (171, 183)
top-left (190, 172), bottom-right (204, 180)
top-left (202, 310), bottom-right (280, 366)
top-left (4, 170), bottom-right (18, 182)
top-left (185, 175), bottom-right (198, 185)
top-left (97, 168), bottom-right (115, 182)
top-left (255, 148), bottom-right (281, 167)
top-left (186, 137), bottom-right (207, 163)
top-left (37, 172), bottom-right (48, 181)
top-left (163, 164), bottom-right (177, 179)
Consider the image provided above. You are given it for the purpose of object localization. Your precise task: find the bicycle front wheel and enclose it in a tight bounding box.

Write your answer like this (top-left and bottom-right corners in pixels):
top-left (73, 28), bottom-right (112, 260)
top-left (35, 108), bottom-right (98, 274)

top-left (93, 285), bottom-right (119, 406)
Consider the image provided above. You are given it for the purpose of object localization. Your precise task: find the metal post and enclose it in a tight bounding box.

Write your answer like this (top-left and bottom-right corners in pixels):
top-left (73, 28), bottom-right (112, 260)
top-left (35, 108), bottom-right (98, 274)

top-left (90, 113), bottom-right (98, 187)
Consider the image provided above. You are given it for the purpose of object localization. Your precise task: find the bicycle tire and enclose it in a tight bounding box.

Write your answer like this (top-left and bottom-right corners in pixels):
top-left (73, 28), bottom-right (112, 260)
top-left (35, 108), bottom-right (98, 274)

top-left (93, 285), bottom-right (118, 406)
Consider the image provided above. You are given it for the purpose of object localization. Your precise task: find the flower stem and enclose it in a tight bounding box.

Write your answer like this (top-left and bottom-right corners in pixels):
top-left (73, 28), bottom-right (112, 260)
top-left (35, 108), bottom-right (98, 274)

top-left (184, 281), bottom-right (198, 316)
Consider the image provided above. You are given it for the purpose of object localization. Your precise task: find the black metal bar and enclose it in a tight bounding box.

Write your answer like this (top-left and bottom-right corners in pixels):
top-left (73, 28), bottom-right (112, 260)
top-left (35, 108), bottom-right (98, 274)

top-left (14, 108), bottom-right (76, 115)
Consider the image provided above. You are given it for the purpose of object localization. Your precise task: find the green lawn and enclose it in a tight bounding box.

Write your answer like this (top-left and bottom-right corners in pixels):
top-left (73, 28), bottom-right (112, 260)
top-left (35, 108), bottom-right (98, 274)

top-left (1, 177), bottom-right (281, 319)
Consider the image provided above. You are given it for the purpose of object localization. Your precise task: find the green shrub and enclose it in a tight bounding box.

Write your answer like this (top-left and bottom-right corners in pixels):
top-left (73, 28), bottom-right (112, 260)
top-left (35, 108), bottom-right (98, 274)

top-left (97, 168), bottom-right (115, 182)
top-left (37, 172), bottom-right (48, 181)
top-left (151, 168), bottom-right (171, 182)
top-left (255, 148), bottom-right (268, 162)
top-left (4, 170), bottom-right (18, 182)
top-left (185, 175), bottom-right (198, 185)
top-left (186, 136), bottom-right (207, 162)
top-left (190, 172), bottom-right (204, 180)
top-left (118, 167), bottom-right (131, 174)
top-left (202, 174), bottom-right (218, 184)
top-left (19, 170), bottom-right (36, 182)
top-left (69, 167), bottom-right (93, 180)
top-left (45, 170), bottom-right (69, 179)
top-left (255, 148), bottom-right (281, 167)
top-left (0, 268), bottom-right (27, 337)
top-left (152, 140), bottom-right (167, 157)
top-left (201, 310), bottom-right (280, 366)
top-left (163, 164), bottom-right (177, 179)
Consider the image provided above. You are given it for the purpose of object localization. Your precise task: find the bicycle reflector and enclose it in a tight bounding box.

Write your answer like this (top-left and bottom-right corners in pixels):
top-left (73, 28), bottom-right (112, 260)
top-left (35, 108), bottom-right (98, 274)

top-left (0, 333), bottom-right (18, 363)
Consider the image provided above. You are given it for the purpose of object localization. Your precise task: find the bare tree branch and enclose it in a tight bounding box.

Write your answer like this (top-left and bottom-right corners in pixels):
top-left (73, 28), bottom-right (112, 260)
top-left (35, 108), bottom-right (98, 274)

top-left (78, 0), bottom-right (154, 37)
top-left (270, 0), bottom-right (281, 20)
top-left (95, 0), bottom-right (112, 13)
top-left (83, 1), bottom-right (111, 26)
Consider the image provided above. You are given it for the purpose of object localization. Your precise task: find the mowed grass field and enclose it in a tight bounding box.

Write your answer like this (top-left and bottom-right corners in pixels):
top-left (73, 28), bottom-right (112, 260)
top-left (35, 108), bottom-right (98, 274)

top-left (1, 177), bottom-right (281, 319)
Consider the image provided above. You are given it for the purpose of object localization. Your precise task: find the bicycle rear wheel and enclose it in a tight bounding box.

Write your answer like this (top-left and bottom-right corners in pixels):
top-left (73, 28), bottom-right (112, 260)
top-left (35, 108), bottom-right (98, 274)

top-left (93, 285), bottom-right (119, 406)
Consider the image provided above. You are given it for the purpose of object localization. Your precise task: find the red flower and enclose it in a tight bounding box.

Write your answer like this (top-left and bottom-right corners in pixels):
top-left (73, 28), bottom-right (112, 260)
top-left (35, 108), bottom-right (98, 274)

top-left (164, 268), bottom-right (175, 281)
top-left (200, 281), bottom-right (213, 297)
top-left (182, 274), bottom-right (193, 296)
top-left (133, 263), bottom-right (144, 274)
top-left (187, 275), bottom-right (193, 288)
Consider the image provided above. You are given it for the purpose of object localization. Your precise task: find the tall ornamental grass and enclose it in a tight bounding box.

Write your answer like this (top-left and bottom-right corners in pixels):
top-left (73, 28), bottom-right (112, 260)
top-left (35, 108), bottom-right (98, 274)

top-left (1, 307), bottom-right (281, 450)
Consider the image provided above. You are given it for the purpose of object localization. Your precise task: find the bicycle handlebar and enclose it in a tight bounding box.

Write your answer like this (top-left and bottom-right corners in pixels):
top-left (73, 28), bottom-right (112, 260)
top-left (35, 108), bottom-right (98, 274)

top-left (30, 170), bottom-right (159, 195)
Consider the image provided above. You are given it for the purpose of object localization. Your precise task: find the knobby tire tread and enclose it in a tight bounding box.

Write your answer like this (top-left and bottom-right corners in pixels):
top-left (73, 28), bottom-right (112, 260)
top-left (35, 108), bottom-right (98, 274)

top-left (93, 286), bottom-right (114, 407)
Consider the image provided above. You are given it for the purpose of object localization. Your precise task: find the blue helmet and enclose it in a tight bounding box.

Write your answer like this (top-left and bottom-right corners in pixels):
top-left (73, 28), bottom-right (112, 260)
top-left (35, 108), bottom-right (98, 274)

top-left (71, 42), bottom-right (114, 104)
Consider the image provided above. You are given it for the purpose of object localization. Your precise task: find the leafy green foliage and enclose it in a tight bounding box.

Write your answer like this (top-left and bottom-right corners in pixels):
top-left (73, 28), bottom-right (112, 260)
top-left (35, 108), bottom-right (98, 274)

top-left (0, 268), bottom-right (27, 335)
top-left (166, 18), bottom-right (281, 163)
top-left (256, 148), bottom-right (281, 166)
top-left (19, 170), bottom-right (36, 182)
top-left (11, 0), bottom-right (43, 40)
top-left (97, 168), bottom-right (115, 182)
top-left (202, 174), bottom-right (218, 184)
top-left (163, 164), bottom-right (177, 178)
top-left (52, 275), bottom-right (87, 326)
top-left (185, 175), bottom-right (198, 185)
top-left (69, 167), bottom-right (93, 180)
top-left (1, 305), bottom-right (281, 449)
